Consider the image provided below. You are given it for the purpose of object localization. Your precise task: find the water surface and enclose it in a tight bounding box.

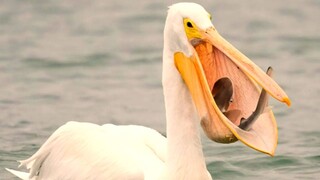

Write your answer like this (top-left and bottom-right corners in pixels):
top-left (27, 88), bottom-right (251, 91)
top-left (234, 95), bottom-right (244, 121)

top-left (0, 0), bottom-right (319, 179)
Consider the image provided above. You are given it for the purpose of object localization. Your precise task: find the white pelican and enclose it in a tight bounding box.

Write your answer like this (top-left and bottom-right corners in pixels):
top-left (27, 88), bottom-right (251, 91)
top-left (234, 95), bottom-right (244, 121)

top-left (7, 2), bottom-right (290, 180)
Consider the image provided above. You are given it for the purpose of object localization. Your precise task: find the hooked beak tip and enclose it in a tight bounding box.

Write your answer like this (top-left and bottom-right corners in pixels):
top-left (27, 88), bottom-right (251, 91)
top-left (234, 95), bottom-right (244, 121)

top-left (283, 97), bottom-right (291, 107)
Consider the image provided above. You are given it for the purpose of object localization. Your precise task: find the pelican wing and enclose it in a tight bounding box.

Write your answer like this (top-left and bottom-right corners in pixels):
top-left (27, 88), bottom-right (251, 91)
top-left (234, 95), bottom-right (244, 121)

top-left (17, 122), bottom-right (166, 180)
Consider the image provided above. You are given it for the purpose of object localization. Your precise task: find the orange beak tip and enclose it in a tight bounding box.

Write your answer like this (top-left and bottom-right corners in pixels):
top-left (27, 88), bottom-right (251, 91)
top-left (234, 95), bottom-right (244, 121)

top-left (283, 97), bottom-right (291, 107)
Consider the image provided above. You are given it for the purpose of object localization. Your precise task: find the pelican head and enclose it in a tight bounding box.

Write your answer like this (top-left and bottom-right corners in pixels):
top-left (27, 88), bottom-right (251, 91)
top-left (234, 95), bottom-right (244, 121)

top-left (163, 3), bottom-right (290, 156)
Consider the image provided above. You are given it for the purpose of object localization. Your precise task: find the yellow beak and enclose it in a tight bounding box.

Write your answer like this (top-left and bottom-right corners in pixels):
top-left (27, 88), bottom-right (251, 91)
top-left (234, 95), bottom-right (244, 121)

top-left (174, 27), bottom-right (290, 156)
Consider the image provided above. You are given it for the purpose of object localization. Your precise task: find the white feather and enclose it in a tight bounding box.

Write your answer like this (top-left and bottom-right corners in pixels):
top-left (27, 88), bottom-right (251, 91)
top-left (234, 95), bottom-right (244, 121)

top-left (18, 121), bottom-right (166, 179)
top-left (5, 168), bottom-right (30, 180)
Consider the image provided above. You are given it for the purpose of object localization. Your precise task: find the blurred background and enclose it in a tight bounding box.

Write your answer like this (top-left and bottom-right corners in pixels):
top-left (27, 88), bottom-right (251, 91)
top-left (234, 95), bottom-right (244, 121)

top-left (0, 0), bottom-right (319, 179)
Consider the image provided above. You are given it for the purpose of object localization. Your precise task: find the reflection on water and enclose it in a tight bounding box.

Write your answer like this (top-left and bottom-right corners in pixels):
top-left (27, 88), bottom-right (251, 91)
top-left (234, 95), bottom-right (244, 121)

top-left (0, 0), bottom-right (319, 179)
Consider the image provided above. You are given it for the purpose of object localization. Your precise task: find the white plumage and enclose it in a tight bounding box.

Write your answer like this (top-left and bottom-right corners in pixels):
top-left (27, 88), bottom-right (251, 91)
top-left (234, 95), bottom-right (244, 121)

top-left (19, 122), bottom-right (167, 179)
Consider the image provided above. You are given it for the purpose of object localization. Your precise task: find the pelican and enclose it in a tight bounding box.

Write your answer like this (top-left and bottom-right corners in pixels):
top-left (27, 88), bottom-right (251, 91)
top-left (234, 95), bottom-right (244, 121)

top-left (7, 2), bottom-right (290, 180)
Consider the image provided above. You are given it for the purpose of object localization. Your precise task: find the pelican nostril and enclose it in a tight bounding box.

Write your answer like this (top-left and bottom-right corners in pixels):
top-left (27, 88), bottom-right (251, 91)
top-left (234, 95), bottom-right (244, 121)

top-left (206, 27), bottom-right (216, 34)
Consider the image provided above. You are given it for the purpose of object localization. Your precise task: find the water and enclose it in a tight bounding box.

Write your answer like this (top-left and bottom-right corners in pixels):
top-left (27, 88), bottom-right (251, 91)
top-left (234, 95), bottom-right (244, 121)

top-left (0, 0), bottom-right (319, 179)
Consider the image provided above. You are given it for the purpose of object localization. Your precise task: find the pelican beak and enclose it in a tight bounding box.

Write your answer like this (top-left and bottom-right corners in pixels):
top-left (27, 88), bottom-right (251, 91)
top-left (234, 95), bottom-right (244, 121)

top-left (174, 27), bottom-right (290, 156)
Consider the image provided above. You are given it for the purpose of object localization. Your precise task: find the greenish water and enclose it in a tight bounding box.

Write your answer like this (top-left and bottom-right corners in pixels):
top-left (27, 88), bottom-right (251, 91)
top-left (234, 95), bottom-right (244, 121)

top-left (0, 0), bottom-right (319, 179)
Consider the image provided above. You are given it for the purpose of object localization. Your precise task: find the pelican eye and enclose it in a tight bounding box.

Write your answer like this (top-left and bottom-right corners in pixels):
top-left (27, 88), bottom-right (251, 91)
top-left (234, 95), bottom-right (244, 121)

top-left (183, 18), bottom-right (201, 40)
top-left (187, 22), bottom-right (193, 28)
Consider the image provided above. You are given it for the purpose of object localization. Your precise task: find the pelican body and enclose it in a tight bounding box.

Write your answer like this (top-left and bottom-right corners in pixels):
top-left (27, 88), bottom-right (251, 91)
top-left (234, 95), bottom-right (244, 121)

top-left (7, 3), bottom-right (290, 180)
